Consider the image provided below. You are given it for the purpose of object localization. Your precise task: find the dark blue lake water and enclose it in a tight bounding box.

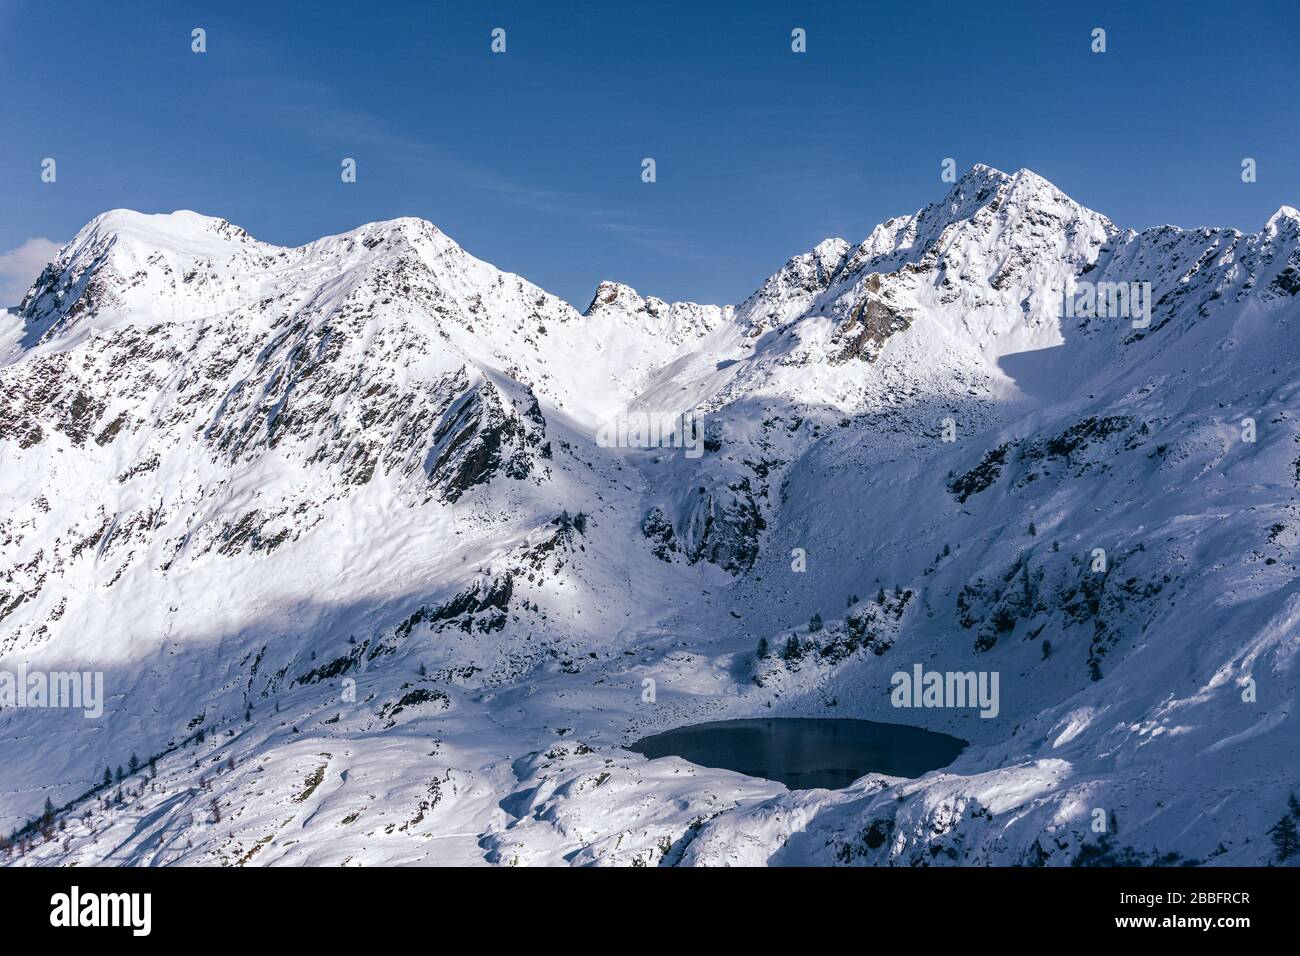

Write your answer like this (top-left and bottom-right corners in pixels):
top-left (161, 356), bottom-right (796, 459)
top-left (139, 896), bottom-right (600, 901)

top-left (629, 717), bottom-right (966, 790)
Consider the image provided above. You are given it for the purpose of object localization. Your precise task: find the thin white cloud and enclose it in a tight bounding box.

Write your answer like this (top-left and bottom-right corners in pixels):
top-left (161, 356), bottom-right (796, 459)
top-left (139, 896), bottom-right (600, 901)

top-left (0, 237), bottom-right (61, 306)
top-left (241, 73), bottom-right (701, 260)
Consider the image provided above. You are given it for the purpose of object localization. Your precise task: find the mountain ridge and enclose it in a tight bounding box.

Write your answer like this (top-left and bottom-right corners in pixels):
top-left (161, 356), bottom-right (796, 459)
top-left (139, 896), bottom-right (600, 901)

top-left (2, 165), bottom-right (1298, 867)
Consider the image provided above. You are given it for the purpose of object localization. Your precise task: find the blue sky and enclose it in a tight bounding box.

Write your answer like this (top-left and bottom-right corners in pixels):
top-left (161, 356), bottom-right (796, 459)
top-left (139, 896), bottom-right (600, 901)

top-left (2, 0), bottom-right (1298, 307)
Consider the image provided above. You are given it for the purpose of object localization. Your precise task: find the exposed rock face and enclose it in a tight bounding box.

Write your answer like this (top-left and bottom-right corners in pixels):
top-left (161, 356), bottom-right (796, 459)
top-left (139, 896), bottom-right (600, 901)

top-left (423, 373), bottom-right (545, 503)
top-left (676, 478), bottom-right (766, 575)
top-left (828, 273), bottom-right (913, 364)
top-left (640, 507), bottom-right (678, 562)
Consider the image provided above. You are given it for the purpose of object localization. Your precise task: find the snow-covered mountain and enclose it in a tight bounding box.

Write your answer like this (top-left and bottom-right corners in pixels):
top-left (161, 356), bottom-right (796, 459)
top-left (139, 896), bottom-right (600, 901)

top-left (2, 165), bottom-right (1298, 866)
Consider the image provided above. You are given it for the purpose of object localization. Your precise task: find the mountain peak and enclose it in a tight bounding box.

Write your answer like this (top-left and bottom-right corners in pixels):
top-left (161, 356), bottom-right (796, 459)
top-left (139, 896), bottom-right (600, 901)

top-left (1265, 204), bottom-right (1300, 234)
top-left (811, 237), bottom-right (852, 263)
top-left (957, 162), bottom-right (1012, 186)
top-left (296, 216), bottom-right (462, 264)
top-left (944, 164), bottom-right (1075, 215)
top-left (73, 208), bottom-right (256, 255)
top-left (581, 279), bottom-right (729, 344)
top-left (337, 215), bottom-right (446, 244)
top-left (1004, 167), bottom-right (1076, 205)
top-left (584, 280), bottom-right (646, 316)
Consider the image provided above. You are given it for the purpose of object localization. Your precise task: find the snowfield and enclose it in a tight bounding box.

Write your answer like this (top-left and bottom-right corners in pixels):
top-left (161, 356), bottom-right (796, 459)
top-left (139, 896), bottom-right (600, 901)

top-left (1, 165), bottom-right (1298, 866)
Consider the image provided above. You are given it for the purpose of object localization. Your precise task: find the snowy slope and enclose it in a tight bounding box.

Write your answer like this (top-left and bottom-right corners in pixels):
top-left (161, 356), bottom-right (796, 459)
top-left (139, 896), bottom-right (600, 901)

top-left (2, 166), bottom-right (1298, 867)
